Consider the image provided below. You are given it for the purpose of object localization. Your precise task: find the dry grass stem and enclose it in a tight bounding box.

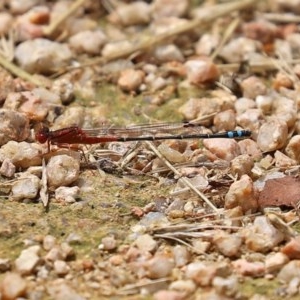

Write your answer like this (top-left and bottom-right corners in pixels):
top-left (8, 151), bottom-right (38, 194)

top-left (145, 141), bottom-right (219, 213)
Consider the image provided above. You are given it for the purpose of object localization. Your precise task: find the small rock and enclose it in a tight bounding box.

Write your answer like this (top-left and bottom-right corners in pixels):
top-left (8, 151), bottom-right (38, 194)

top-left (186, 261), bottom-right (230, 286)
top-left (203, 139), bottom-right (241, 161)
top-left (274, 150), bottom-right (297, 167)
top-left (184, 59), bottom-right (219, 85)
top-left (0, 109), bottom-right (30, 146)
top-left (15, 38), bottom-right (72, 74)
top-left (225, 175), bottom-right (258, 213)
top-left (257, 119), bottom-right (288, 152)
top-left (231, 154), bottom-right (254, 177)
top-left (219, 37), bottom-right (259, 63)
top-left (0, 258), bottom-right (11, 272)
top-left (43, 235), bottom-right (57, 251)
top-left (213, 109), bottom-right (236, 132)
top-left (100, 236), bottom-right (117, 251)
top-left (108, 1), bottom-right (151, 26)
top-left (265, 252), bottom-right (289, 274)
top-left (173, 245), bottom-right (190, 267)
top-left (47, 282), bottom-right (86, 300)
top-left (45, 246), bottom-right (64, 262)
top-left (15, 245), bottom-right (41, 275)
top-left (152, 0), bottom-right (189, 18)
top-left (135, 234), bottom-right (157, 253)
top-left (281, 236), bottom-right (300, 259)
top-left (0, 141), bottom-right (42, 168)
top-left (243, 216), bottom-right (285, 253)
top-left (146, 254), bottom-right (175, 279)
top-left (0, 12), bottom-right (13, 36)
top-left (285, 135), bottom-right (300, 162)
top-left (46, 155), bottom-right (80, 188)
top-left (69, 30), bottom-right (107, 55)
top-left (240, 76), bottom-right (267, 99)
top-left (169, 279), bottom-right (196, 294)
top-left (118, 69), bottom-right (145, 92)
top-left (195, 33), bottom-right (219, 56)
top-left (213, 231), bottom-right (243, 258)
top-left (277, 260), bottom-right (300, 283)
top-left (1, 272), bottom-right (27, 300)
top-left (232, 259), bottom-right (265, 277)
top-left (54, 260), bottom-right (70, 276)
top-left (153, 290), bottom-right (186, 300)
top-left (55, 186), bottom-right (80, 204)
top-left (0, 158), bottom-right (16, 178)
top-left (11, 173), bottom-right (40, 201)
top-left (154, 44), bottom-right (184, 63)
top-left (212, 276), bottom-right (239, 297)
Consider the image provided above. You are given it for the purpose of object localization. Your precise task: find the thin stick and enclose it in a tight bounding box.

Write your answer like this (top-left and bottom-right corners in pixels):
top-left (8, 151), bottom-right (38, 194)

top-left (145, 141), bottom-right (219, 214)
top-left (43, 0), bottom-right (87, 36)
top-left (56, 0), bottom-right (258, 75)
top-left (0, 54), bottom-right (48, 87)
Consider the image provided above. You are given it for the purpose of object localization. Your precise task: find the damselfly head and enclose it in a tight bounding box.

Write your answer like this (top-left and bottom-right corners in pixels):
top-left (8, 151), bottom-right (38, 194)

top-left (35, 125), bottom-right (50, 144)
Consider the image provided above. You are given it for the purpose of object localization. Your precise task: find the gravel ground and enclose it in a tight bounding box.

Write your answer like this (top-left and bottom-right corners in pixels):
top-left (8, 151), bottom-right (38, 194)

top-left (1, 0), bottom-right (300, 299)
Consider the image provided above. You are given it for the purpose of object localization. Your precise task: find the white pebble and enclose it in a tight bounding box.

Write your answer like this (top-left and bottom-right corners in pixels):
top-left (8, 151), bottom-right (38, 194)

top-left (286, 135), bottom-right (300, 162)
top-left (1, 272), bottom-right (27, 299)
top-left (46, 155), bottom-right (80, 188)
top-left (43, 235), bottom-right (57, 251)
top-left (55, 186), bottom-right (80, 204)
top-left (15, 245), bottom-right (41, 275)
top-left (135, 234), bottom-right (157, 253)
top-left (11, 173), bottom-right (40, 201)
top-left (54, 260), bottom-right (70, 276)
top-left (118, 69), bottom-right (145, 92)
top-left (257, 119), bottom-right (288, 152)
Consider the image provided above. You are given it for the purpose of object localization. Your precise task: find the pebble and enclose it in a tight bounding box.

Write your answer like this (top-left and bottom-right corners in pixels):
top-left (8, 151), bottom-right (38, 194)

top-left (135, 234), bottom-right (157, 253)
top-left (69, 30), bottom-right (107, 55)
top-left (219, 37), bottom-right (260, 63)
top-left (0, 109), bottom-right (30, 146)
top-left (185, 261), bottom-right (231, 286)
top-left (257, 119), bottom-right (288, 152)
top-left (281, 236), bottom-right (300, 259)
top-left (47, 281), bottom-right (86, 300)
top-left (51, 77), bottom-right (75, 105)
top-left (45, 246), bottom-right (64, 263)
top-left (153, 290), bottom-right (186, 300)
top-left (235, 98), bottom-right (256, 115)
top-left (231, 154), bottom-right (254, 177)
top-left (213, 231), bottom-right (243, 258)
top-left (285, 135), bottom-right (300, 162)
top-left (11, 173), bottom-right (40, 201)
top-left (54, 260), bottom-right (70, 276)
top-left (9, 0), bottom-right (39, 14)
top-left (1, 272), bottom-right (27, 300)
top-left (100, 236), bottom-right (117, 251)
top-left (265, 252), bottom-right (289, 274)
top-left (108, 1), bottom-right (151, 26)
top-left (15, 38), bottom-right (72, 74)
top-left (0, 258), bottom-right (11, 272)
top-left (152, 0), bottom-right (189, 18)
top-left (173, 245), bottom-right (191, 267)
top-left (0, 68), bottom-right (15, 105)
top-left (238, 139), bottom-right (262, 160)
top-left (277, 260), bottom-right (300, 283)
top-left (203, 139), bottom-right (241, 161)
top-left (0, 12), bottom-right (13, 36)
top-left (154, 44), bottom-right (184, 63)
top-left (236, 108), bottom-right (264, 134)
top-left (118, 69), bottom-right (145, 92)
top-left (243, 216), bottom-right (285, 253)
top-left (232, 259), bottom-right (265, 277)
top-left (0, 141), bottom-right (42, 168)
top-left (240, 76), bottom-right (267, 99)
top-left (212, 275), bottom-right (239, 297)
top-left (46, 155), bottom-right (80, 188)
top-left (3, 91), bottom-right (48, 121)
top-left (43, 235), bottom-right (57, 251)
top-left (213, 109), bottom-right (236, 132)
top-left (169, 279), bottom-right (196, 295)
top-left (55, 186), bottom-right (80, 204)
top-left (195, 33), bottom-right (219, 56)
top-left (225, 175), bottom-right (258, 213)
top-left (146, 254), bottom-right (175, 279)
top-left (274, 150), bottom-right (297, 167)
top-left (0, 158), bottom-right (16, 178)
top-left (184, 59), bottom-right (219, 85)
top-left (15, 245), bottom-right (41, 275)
